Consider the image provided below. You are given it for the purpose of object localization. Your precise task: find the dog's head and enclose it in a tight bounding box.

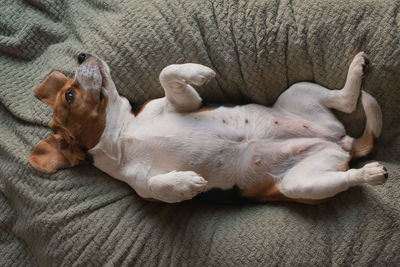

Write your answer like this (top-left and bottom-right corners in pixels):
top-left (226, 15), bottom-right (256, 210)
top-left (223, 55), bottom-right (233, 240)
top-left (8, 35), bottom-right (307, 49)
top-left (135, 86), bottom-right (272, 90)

top-left (29, 53), bottom-right (115, 173)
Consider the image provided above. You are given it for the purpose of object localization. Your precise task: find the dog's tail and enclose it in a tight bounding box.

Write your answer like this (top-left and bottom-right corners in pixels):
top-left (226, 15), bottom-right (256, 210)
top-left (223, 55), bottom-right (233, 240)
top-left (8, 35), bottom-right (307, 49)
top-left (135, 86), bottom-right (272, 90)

top-left (350, 90), bottom-right (383, 159)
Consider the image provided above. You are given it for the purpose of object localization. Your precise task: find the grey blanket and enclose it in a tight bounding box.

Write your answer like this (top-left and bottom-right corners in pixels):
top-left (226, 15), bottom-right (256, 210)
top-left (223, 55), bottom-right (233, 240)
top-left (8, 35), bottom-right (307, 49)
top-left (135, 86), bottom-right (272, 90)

top-left (1, 0), bottom-right (399, 265)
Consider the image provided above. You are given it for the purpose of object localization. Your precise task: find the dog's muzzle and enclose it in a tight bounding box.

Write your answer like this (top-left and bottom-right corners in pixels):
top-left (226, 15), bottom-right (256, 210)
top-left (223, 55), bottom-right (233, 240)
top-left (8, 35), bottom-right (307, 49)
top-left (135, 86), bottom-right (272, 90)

top-left (75, 54), bottom-right (103, 91)
top-left (75, 54), bottom-right (112, 94)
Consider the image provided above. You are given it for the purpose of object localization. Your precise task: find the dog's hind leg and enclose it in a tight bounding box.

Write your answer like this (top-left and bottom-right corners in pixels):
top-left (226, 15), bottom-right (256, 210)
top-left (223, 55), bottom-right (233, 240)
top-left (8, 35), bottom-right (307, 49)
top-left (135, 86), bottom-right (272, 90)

top-left (274, 52), bottom-right (369, 115)
top-left (276, 150), bottom-right (388, 202)
top-left (324, 51), bottom-right (369, 113)
top-left (159, 64), bottom-right (216, 113)
top-left (273, 53), bottom-right (382, 150)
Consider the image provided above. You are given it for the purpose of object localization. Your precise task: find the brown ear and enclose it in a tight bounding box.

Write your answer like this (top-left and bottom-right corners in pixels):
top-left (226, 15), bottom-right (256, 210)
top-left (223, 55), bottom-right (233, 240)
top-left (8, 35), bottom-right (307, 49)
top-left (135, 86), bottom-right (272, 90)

top-left (29, 134), bottom-right (78, 173)
top-left (34, 71), bottom-right (68, 107)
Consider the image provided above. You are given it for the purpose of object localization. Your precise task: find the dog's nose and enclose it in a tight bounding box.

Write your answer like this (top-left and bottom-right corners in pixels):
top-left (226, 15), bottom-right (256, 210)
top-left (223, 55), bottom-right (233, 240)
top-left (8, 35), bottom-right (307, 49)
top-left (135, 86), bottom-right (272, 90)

top-left (77, 53), bottom-right (91, 64)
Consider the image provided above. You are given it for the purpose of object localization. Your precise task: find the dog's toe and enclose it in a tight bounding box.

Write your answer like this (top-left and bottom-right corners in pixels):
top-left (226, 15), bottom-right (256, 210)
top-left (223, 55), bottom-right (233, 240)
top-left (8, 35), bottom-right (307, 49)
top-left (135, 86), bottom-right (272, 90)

top-left (350, 52), bottom-right (370, 77)
top-left (364, 57), bottom-right (370, 66)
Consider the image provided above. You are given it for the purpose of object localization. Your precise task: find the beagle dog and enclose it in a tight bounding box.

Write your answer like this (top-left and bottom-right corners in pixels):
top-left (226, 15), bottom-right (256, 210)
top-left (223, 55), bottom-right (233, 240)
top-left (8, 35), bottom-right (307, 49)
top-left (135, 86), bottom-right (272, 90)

top-left (30, 52), bottom-right (388, 204)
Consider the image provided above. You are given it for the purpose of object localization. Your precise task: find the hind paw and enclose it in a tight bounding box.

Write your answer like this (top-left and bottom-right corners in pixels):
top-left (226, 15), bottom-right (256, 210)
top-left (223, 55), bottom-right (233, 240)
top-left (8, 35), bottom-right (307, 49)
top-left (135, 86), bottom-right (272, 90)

top-left (361, 162), bottom-right (388, 185)
top-left (350, 52), bottom-right (370, 77)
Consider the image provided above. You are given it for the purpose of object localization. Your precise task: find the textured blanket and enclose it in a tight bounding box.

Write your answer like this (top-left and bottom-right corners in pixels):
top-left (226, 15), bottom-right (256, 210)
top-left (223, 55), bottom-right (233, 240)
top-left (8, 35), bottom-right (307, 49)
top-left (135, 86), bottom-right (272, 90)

top-left (1, 0), bottom-right (399, 265)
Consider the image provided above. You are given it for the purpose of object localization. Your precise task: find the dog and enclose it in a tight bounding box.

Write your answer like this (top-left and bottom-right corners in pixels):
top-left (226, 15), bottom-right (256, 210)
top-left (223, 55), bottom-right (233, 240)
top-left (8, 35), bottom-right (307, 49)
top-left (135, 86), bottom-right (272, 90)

top-left (29, 52), bottom-right (388, 204)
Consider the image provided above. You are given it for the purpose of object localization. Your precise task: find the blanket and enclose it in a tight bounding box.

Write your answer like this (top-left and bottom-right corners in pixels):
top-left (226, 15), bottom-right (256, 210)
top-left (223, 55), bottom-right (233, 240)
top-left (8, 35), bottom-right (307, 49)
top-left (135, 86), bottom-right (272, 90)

top-left (1, 0), bottom-right (399, 265)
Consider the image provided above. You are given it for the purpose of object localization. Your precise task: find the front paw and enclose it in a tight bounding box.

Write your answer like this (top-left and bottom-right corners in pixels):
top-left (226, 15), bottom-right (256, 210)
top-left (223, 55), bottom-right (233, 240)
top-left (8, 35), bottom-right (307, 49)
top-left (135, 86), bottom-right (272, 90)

top-left (179, 64), bottom-right (216, 86)
top-left (148, 171), bottom-right (208, 203)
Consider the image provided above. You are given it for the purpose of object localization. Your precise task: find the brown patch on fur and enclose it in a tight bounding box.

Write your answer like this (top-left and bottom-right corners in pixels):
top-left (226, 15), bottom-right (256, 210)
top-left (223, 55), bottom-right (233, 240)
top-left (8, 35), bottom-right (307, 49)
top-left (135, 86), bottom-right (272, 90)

top-left (29, 134), bottom-right (75, 173)
top-left (337, 163), bottom-right (349, 172)
top-left (30, 73), bottom-right (108, 173)
top-left (133, 100), bottom-right (152, 116)
top-left (34, 71), bottom-right (68, 107)
top-left (351, 130), bottom-right (374, 159)
top-left (193, 106), bottom-right (215, 113)
top-left (241, 181), bottom-right (331, 205)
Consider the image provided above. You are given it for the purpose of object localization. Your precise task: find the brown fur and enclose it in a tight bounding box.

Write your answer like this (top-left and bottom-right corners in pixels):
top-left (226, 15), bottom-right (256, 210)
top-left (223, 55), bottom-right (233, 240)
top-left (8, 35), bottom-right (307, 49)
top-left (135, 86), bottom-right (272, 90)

top-left (133, 100), bottom-right (152, 116)
top-left (351, 130), bottom-right (374, 159)
top-left (193, 106), bottom-right (215, 113)
top-left (34, 71), bottom-right (68, 107)
top-left (30, 73), bottom-right (108, 173)
top-left (337, 163), bottom-right (349, 172)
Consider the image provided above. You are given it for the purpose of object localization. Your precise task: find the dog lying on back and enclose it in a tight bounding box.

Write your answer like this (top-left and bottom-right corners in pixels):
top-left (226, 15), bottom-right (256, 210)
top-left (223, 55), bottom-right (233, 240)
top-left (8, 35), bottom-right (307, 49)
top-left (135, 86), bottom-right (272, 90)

top-left (30, 52), bottom-right (388, 204)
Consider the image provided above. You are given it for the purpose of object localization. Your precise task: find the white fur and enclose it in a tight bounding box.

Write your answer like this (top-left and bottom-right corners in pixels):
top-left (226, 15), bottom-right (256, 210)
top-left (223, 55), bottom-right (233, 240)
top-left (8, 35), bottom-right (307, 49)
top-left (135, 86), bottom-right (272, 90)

top-left (86, 53), bottom-right (386, 203)
top-left (75, 58), bottom-right (103, 91)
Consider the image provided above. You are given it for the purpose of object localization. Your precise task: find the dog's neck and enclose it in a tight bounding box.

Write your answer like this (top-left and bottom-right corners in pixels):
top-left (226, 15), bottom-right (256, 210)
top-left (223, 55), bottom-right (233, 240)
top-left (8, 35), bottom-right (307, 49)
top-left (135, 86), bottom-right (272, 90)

top-left (88, 93), bottom-right (132, 172)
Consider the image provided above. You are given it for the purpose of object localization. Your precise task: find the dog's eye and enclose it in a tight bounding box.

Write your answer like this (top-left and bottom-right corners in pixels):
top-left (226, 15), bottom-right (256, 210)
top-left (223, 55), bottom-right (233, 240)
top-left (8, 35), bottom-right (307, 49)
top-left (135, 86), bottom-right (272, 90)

top-left (65, 88), bottom-right (74, 104)
top-left (99, 90), bottom-right (104, 101)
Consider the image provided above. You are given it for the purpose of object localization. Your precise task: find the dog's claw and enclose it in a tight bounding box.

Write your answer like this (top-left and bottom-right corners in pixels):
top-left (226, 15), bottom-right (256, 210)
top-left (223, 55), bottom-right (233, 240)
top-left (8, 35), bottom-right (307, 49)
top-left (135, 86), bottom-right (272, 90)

top-left (361, 54), bottom-right (370, 74)
top-left (364, 57), bottom-right (370, 66)
top-left (362, 64), bottom-right (368, 74)
top-left (383, 167), bottom-right (389, 179)
top-left (350, 52), bottom-right (370, 77)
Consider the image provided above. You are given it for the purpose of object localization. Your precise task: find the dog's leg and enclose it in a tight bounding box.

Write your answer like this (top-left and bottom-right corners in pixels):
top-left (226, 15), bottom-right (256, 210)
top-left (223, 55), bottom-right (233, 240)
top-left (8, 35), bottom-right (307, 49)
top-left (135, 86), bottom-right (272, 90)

top-left (274, 52), bottom-right (369, 114)
top-left (278, 152), bottom-right (388, 200)
top-left (146, 171), bottom-right (208, 203)
top-left (159, 64), bottom-right (216, 112)
top-left (323, 52), bottom-right (369, 113)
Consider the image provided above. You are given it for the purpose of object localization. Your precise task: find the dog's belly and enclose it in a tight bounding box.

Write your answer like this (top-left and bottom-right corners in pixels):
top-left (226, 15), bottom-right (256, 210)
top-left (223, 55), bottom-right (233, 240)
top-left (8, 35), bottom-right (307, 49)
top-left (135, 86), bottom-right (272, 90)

top-left (129, 103), bottom-right (347, 190)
